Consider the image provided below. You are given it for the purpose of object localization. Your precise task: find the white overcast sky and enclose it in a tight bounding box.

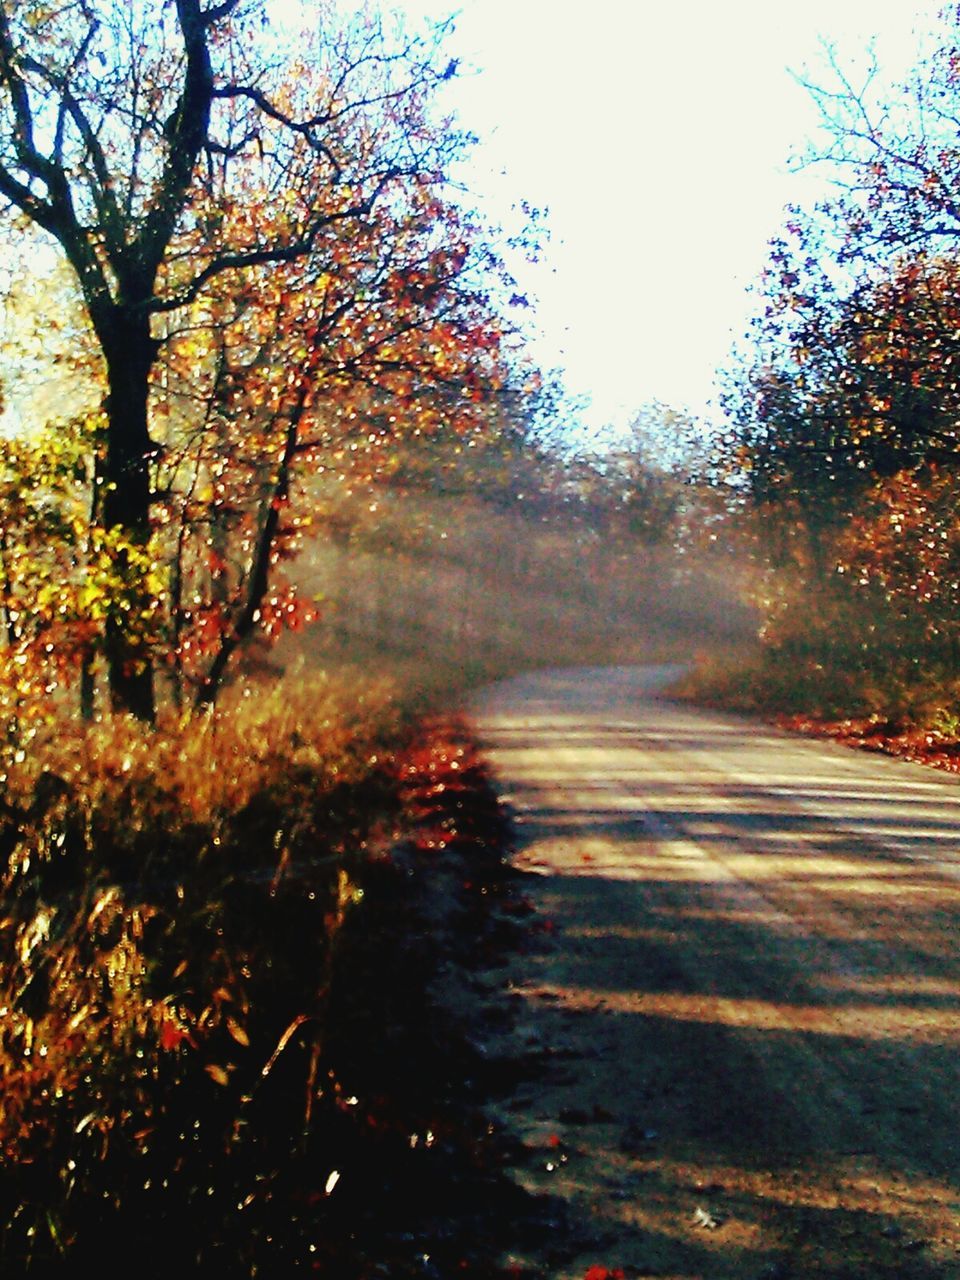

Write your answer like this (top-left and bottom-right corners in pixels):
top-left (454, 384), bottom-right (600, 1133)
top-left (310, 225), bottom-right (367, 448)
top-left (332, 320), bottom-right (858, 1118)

top-left (387, 0), bottom-right (947, 440)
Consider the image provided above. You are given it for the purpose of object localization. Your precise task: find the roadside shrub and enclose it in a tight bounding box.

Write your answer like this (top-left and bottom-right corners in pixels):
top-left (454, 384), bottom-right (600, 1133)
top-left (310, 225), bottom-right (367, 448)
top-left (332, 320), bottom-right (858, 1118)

top-left (0, 673), bottom-right (404, 1273)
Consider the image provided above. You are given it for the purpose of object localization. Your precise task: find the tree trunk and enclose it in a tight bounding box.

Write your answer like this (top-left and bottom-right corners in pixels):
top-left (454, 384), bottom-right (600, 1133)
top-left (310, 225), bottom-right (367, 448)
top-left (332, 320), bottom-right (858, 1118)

top-left (101, 322), bottom-right (159, 722)
top-left (194, 415), bottom-right (301, 711)
top-left (79, 449), bottom-right (103, 722)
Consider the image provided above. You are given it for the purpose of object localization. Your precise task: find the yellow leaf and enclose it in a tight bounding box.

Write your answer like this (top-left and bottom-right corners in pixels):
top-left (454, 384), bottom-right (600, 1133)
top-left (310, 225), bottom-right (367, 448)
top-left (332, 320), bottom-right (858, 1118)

top-left (226, 1017), bottom-right (250, 1047)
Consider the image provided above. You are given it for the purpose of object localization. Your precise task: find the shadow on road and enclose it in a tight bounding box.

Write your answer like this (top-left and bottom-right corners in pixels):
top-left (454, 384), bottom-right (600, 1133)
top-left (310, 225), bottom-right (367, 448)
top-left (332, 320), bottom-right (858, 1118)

top-left (472, 667), bottom-right (960, 1278)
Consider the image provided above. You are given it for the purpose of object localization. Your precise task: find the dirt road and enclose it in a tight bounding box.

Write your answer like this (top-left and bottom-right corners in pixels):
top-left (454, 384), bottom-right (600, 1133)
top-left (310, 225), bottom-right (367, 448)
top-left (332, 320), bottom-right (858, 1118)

top-left (468, 665), bottom-right (960, 1279)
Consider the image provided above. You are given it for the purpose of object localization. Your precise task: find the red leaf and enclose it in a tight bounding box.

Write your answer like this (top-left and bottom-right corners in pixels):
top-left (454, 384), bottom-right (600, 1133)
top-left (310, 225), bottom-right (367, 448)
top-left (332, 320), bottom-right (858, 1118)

top-left (159, 1017), bottom-right (192, 1051)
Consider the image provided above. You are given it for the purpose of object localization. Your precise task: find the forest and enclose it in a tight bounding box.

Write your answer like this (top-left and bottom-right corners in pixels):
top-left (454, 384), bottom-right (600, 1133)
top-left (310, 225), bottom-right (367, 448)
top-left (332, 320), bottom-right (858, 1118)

top-left (702, 13), bottom-right (960, 737)
top-left (2, 0), bottom-right (960, 1274)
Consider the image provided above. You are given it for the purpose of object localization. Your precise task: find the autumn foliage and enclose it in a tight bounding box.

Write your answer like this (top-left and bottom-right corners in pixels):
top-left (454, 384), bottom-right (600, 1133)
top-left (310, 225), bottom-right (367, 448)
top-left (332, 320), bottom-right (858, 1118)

top-left (0, 0), bottom-right (525, 722)
top-left (712, 9), bottom-right (960, 726)
top-left (0, 3), bottom-right (559, 1272)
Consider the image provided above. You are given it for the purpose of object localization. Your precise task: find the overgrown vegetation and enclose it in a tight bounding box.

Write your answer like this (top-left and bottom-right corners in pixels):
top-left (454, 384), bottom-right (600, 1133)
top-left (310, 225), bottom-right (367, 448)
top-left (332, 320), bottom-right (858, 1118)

top-left (0, 682), bottom-right (546, 1276)
top-left (0, 675), bottom-right (397, 1270)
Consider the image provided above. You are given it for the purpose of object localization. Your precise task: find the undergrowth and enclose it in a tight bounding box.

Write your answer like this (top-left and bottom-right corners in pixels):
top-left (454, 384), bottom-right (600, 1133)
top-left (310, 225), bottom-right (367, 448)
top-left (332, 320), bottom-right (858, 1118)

top-left (0, 671), bottom-right (427, 1275)
top-left (676, 634), bottom-right (960, 732)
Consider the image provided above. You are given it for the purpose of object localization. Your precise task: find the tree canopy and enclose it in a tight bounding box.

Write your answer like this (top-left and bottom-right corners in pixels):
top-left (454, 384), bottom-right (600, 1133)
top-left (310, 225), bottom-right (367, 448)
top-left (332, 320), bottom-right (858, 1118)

top-left (0, 0), bottom-right (525, 720)
top-left (719, 8), bottom-right (960, 717)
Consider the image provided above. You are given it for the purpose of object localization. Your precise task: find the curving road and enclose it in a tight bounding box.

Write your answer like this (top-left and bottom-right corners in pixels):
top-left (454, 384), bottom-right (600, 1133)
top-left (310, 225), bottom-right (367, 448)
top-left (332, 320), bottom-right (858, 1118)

top-left (470, 665), bottom-right (960, 1279)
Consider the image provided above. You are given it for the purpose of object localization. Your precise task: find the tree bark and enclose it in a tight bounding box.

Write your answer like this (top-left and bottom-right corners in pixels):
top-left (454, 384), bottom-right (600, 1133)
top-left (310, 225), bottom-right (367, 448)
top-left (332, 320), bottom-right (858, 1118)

top-left (100, 320), bottom-right (159, 721)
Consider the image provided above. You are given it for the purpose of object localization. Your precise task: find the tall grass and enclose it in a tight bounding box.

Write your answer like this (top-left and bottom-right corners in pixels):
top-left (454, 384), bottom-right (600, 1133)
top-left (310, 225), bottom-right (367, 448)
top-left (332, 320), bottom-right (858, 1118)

top-left (0, 670), bottom-right (412, 1273)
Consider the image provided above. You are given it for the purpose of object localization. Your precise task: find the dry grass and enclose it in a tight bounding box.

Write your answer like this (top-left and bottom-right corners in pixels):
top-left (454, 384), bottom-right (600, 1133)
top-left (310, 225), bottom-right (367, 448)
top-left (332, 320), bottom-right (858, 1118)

top-left (675, 632), bottom-right (960, 734)
top-left (0, 667), bottom-right (416, 1273)
top-left (2, 669), bottom-right (402, 819)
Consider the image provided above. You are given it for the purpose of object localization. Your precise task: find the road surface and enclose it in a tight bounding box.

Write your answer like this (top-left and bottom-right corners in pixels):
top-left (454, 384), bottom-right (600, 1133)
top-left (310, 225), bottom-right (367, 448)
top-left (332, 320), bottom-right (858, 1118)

top-left (469, 665), bottom-right (960, 1279)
